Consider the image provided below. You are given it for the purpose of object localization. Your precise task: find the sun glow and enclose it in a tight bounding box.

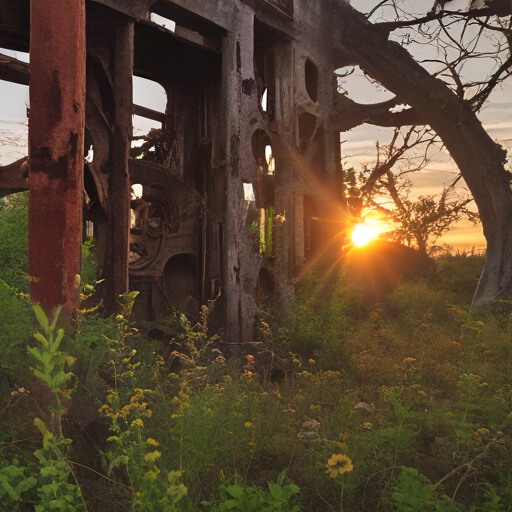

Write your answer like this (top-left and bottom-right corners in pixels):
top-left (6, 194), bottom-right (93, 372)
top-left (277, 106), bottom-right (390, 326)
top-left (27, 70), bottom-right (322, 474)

top-left (352, 223), bottom-right (377, 246)
top-left (351, 209), bottom-right (399, 247)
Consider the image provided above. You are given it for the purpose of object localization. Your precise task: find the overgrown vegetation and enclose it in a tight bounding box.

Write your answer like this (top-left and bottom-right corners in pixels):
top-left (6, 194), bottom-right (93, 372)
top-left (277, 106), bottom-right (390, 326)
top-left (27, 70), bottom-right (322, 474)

top-left (3, 193), bottom-right (512, 510)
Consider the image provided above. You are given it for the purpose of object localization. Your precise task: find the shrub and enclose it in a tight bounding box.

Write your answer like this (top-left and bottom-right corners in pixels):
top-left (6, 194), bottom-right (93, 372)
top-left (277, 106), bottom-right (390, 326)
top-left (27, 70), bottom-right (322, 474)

top-left (0, 192), bottom-right (29, 292)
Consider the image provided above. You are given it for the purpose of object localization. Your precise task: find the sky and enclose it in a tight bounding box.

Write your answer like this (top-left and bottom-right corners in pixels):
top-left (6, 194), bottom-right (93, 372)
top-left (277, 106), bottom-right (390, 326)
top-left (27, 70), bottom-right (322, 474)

top-left (1, 1), bottom-right (511, 251)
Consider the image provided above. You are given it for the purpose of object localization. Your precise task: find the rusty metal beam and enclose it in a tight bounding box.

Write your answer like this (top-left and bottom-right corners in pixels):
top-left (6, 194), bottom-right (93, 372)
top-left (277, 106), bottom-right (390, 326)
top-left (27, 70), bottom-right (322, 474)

top-left (103, 18), bottom-right (134, 314)
top-left (0, 52), bottom-right (30, 85)
top-left (133, 103), bottom-right (165, 123)
top-left (29, 0), bottom-right (86, 317)
top-left (0, 157), bottom-right (29, 197)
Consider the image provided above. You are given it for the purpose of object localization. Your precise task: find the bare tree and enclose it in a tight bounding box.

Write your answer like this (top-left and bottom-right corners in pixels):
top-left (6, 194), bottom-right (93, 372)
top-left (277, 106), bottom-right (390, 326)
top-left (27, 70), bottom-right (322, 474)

top-left (344, 127), bottom-right (479, 256)
top-left (332, 0), bottom-right (512, 306)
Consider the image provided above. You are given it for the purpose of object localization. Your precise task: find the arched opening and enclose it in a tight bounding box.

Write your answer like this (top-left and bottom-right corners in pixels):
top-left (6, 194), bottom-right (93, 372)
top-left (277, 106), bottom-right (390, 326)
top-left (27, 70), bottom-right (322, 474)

top-left (305, 58), bottom-right (319, 103)
top-left (131, 183), bottom-right (143, 199)
top-left (254, 19), bottom-right (282, 120)
top-left (256, 267), bottom-right (275, 304)
top-left (163, 253), bottom-right (198, 313)
top-left (251, 129), bottom-right (276, 207)
top-left (131, 76), bottom-right (167, 162)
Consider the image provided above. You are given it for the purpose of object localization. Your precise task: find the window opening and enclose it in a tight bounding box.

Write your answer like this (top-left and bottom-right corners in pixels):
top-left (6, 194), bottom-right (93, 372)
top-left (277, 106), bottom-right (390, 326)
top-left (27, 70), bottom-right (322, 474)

top-left (305, 58), bottom-right (319, 103)
top-left (150, 12), bottom-right (176, 32)
top-left (261, 88), bottom-right (268, 112)
top-left (265, 145), bottom-right (275, 175)
top-left (85, 145), bottom-right (94, 163)
top-left (0, 48), bottom-right (29, 166)
top-left (254, 20), bottom-right (280, 120)
top-left (131, 76), bottom-right (166, 160)
top-left (132, 183), bottom-right (143, 199)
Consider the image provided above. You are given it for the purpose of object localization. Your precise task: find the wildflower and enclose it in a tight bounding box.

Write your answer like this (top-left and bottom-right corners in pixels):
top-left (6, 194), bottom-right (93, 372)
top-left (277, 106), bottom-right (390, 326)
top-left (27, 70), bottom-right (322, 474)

top-left (474, 428), bottom-right (491, 444)
top-left (146, 438), bottom-right (160, 447)
top-left (144, 450), bottom-right (161, 462)
top-left (244, 422), bottom-right (253, 428)
top-left (402, 358), bottom-right (416, 364)
top-left (325, 454), bottom-right (353, 479)
top-left (353, 402), bottom-right (373, 413)
top-left (248, 442), bottom-right (256, 446)
top-left (131, 419), bottom-right (144, 428)
top-left (418, 391), bottom-right (426, 397)
top-left (144, 470), bottom-right (158, 482)
top-left (302, 419), bottom-right (320, 431)
top-left (308, 359), bottom-right (316, 365)
top-left (107, 436), bottom-right (121, 442)
top-left (298, 431), bottom-right (321, 443)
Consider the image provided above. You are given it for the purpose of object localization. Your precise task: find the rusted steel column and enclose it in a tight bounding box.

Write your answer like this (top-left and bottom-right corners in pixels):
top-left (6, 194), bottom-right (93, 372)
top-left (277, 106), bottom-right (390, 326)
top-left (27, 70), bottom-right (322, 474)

top-left (103, 19), bottom-right (134, 314)
top-left (29, 0), bottom-right (86, 316)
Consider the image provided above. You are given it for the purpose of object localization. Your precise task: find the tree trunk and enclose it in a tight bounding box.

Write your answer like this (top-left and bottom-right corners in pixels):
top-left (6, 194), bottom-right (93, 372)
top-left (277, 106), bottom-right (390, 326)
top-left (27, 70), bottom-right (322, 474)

top-left (333, 2), bottom-right (512, 307)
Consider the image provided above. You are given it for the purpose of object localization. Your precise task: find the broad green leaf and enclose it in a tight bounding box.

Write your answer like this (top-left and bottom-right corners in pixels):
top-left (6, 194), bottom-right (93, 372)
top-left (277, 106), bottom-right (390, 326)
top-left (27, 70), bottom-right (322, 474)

top-left (33, 369), bottom-right (51, 386)
top-left (0, 466), bottom-right (24, 478)
top-left (50, 329), bottom-right (64, 354)
top-left (226, 485), bottom-right (244, 499)
top-left (51, 371), bottom-right (70, 390)
top-left (33, 304), bottom-right (49, 332)
top-left (33, 332), bottom-right (49, 349)
top-left (16, 476), bottom-right (37, 493)
top-left (40, 465), bottom-right (59, 477)
top-left (221, 500), bottom-right (238, 509)
top-left (1, 479), bottom-right (20, 501)
top-left (268, 482), bottom-right (284, 502)
top-left (277, 469), bottom-right (287, 486)
top-left (41, 352), bottom-right (52, 365)
top-left (64, 355), bottom-right (77, 367)
top-left (49, 305), bottom-right (63, 332)
top-left (288, 484), bottom-right (300, 495)
top-left (27, 346), bottom-right (43, 362)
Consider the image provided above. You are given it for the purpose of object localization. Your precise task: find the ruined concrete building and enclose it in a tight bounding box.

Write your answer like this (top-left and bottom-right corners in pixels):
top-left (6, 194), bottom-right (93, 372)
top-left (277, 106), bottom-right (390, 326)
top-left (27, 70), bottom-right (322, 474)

top-left (0, 0), bottom-right (351, 342)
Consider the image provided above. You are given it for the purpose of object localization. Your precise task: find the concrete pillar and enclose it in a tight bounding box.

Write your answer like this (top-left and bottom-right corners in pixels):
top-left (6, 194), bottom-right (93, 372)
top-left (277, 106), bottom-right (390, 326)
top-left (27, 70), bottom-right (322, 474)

top-left (29, 0), bottom-right (86, 316)
top-left (103, 19), bottom-right (134, 314)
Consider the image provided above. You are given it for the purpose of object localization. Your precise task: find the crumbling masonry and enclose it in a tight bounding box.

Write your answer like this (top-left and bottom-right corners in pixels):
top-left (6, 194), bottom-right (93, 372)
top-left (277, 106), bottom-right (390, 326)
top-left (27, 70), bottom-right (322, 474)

top-left (0, 0), bottom-right (353, 342)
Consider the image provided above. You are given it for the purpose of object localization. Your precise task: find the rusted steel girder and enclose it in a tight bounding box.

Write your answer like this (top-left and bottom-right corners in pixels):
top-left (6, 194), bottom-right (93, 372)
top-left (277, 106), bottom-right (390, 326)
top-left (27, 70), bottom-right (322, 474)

top-left (103, 19), bottom-right (134, 314)
top-left (29, 0), bottom-right (86, 316)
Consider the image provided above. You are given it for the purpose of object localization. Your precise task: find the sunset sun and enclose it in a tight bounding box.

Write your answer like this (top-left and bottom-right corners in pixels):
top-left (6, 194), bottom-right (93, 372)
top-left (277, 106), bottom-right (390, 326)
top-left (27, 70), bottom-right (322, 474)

top-left (351, 223), bottom-right (376, 247)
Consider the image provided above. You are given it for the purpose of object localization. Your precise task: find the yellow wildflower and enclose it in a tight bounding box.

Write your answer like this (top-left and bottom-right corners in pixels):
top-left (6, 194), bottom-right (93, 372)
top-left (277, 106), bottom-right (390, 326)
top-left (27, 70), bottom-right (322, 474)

top-left (144, 470), bottom-right (158, 482)
top-left (325, 454), bottom-right (353, 479)
top-left (106, 436), bottom-right (120, 442)
top-left (144, 450), bottom-right (161, 462)
top-left (244, 422), bottom-right (253, 428)
top-left (131, 419), bottom-right (144, 428)
top-left (146, 438), bottom-right (160, 447)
